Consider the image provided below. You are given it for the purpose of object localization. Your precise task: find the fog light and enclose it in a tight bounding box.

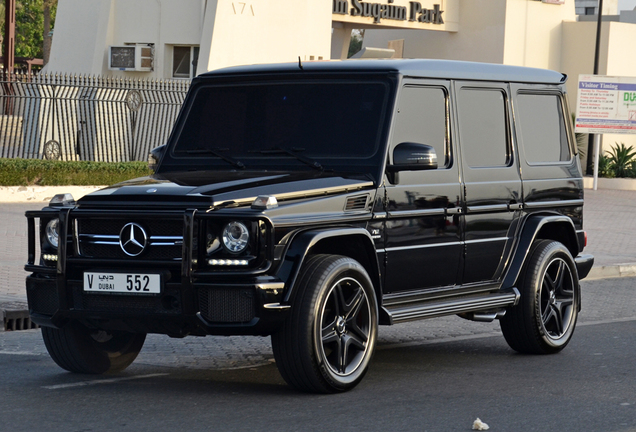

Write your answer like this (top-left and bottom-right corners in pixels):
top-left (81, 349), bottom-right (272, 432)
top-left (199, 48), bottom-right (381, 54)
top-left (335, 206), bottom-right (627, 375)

top-left (209, 259), bottom-right (249, 266)
top-left (43, 253), bottom-right (58, 261)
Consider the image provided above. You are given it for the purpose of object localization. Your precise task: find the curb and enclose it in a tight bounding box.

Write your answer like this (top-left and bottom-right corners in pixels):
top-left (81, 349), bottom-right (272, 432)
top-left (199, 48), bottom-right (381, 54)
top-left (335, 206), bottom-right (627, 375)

top-left (0, 302), bottom-right (37, 332)
top-left (585, 264), bottom-right (636, 280)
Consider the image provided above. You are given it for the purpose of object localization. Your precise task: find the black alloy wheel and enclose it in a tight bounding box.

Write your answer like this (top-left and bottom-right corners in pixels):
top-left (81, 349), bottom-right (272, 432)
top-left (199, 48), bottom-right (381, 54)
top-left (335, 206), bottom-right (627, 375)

top-left (272, 254), bottom-right (378, 393)
top-left (500, 240), bottom-right (579, 354)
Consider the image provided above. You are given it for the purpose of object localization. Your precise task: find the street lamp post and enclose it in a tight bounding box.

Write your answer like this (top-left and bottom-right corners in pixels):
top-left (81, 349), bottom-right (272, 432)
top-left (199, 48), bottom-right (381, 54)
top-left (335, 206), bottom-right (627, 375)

top-left (586, 0), bottom-right (604, 177)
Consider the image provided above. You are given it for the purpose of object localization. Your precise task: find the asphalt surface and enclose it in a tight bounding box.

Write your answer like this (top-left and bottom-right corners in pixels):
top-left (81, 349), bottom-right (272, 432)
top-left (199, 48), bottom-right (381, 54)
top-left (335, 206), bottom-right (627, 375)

top-left (0, 276), bottom-right (634, 431)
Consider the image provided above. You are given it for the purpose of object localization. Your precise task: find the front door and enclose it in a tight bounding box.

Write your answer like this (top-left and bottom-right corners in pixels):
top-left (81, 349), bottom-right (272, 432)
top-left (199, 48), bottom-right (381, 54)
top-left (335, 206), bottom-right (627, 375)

top-left (383, 81), bottom-right (463, 294)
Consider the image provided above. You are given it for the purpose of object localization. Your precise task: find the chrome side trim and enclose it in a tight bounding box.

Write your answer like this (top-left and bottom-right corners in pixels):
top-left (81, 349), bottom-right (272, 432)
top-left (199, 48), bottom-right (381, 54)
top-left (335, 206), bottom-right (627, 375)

top-left (464, 237), bottom-right (509, 245)
top-left (466, 204), bottom-right (509, 213)
top-left (524, 199), bottom-right (584, 209)
top-left (212, 181), bottom-right (375, 207)
top-left (387, 208), bottom-right (445, 218)
top-left (273, 213), bottom-right (371, 227)
top-left (385, 241), bottom-right (462, 252)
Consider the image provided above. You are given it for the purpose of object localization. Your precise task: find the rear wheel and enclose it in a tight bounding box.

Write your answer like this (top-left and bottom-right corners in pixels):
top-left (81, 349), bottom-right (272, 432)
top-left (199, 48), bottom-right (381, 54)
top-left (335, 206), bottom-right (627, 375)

top-left (272, 255), bottom-right (378, 393)
top-left (42, 321), bottom-right (146, 374)
top-left (500, 240), bottom-right (579, 354)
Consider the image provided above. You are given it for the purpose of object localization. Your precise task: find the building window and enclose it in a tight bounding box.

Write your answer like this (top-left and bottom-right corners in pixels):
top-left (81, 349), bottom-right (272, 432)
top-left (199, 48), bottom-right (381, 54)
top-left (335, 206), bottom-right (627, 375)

top-left (172, 46), bottom-right (200, 78)
top-left (585, 7), bottom-right (596, 15)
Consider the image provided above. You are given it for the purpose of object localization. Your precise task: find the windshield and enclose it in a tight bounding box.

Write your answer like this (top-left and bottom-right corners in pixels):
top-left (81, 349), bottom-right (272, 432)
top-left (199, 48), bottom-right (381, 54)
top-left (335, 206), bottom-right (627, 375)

top-left (166, 79), bottom-right (391, 175)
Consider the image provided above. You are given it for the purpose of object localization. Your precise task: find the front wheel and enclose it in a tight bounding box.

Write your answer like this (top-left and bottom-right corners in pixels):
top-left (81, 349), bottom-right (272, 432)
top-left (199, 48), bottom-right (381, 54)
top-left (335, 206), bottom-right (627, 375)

top-left (42, 321), bottom-right (146, 374)
top-left (500, 240), bottom-right (579, 354)
top-left (272, 255), bottom-right (378, 393)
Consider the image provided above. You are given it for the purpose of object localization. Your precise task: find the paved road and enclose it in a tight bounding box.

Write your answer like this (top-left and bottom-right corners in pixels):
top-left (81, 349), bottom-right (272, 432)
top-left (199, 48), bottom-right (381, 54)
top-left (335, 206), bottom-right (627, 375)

top-left (0, 276), bottom-right (634, 431)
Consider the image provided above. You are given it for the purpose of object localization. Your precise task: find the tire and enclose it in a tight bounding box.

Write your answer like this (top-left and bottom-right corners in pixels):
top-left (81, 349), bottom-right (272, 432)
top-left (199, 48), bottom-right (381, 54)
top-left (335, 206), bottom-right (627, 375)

top-left (500, 240), bottom-right (579, 354)
top-left (272, 255), bottom-right (378, 393)
top-left (42, 321), bottom-right (146, 374)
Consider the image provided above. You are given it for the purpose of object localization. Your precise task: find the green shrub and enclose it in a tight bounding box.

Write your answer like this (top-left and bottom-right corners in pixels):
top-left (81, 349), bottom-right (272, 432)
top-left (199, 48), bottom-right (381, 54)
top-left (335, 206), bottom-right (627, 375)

top-left (0, 158), bottom-right (152, 186)
top-left (606, 142), bottom-right (636, 178)
top-left (598, 154), bottom-right (614, 178)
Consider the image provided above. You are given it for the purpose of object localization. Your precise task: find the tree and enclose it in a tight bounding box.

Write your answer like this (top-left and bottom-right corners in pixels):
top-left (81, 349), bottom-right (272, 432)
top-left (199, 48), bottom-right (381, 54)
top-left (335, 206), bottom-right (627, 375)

top-left (348, 29), bottom-right (364, 58)
top-left (1, 0), bottom-right (56, 62)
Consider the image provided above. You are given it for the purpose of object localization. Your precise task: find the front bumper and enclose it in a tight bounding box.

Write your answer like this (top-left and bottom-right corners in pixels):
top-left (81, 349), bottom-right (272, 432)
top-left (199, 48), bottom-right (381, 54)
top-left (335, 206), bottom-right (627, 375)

top-left (26, 274), bottom-right (289, 336)
top-left (25, 206), bottom-right (285, 336)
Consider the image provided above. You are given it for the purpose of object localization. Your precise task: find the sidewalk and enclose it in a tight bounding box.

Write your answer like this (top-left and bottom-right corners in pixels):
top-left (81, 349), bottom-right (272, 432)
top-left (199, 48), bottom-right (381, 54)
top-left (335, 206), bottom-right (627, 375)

top-left (1, 186), bottom-right (635, 328)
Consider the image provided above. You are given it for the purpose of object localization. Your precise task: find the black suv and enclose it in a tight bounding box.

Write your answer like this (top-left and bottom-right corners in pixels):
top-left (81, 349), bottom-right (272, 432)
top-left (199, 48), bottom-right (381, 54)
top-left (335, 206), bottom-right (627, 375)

top-left (25, 59), bottom-right (594, 393)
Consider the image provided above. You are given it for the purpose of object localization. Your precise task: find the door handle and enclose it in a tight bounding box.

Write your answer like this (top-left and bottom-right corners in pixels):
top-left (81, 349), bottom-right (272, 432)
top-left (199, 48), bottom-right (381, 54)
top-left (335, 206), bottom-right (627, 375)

top-left (508, 202), bottom-right (523, 211)
top-left (445, 207), bottom-right (462, 215)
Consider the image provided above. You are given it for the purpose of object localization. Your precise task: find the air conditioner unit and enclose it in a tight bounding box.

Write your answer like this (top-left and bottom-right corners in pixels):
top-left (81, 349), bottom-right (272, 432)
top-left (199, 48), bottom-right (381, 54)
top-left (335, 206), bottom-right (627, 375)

top-left (108, 44), bottom-right (154, 72)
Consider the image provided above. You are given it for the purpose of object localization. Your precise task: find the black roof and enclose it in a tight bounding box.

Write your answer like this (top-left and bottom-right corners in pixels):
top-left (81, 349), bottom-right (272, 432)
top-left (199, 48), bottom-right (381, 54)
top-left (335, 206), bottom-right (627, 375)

top-left (202, 58), bottom-right (566, 85)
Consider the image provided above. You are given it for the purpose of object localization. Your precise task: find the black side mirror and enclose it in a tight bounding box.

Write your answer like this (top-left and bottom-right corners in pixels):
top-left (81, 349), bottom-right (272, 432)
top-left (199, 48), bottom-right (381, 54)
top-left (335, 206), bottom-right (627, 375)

top-left (386, 143), bottom-right (438, 184)
top-left (148, 145), bottom-right (167, 172)
top-left (389, 142), bottom-right (438, 170)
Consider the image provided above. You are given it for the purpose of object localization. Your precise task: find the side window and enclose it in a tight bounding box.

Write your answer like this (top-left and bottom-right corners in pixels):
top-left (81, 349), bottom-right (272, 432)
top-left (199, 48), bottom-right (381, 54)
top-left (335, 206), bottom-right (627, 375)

top-left (516, 93), bottom-right (571, 164)
top-left (457, 88), bottom-right (509, 168)
top-left (391, 86), bottom-right (449, 168)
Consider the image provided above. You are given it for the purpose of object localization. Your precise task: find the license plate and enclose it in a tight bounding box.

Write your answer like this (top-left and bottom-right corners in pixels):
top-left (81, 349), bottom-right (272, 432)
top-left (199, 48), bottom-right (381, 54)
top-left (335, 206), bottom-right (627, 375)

top-left (84, 272), bottom-right (161, 294)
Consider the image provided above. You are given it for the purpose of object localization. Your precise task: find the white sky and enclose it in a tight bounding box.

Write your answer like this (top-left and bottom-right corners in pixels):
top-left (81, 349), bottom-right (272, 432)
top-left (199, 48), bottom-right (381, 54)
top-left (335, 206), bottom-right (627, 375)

top-left (618, 0), bottom-right (636, 11)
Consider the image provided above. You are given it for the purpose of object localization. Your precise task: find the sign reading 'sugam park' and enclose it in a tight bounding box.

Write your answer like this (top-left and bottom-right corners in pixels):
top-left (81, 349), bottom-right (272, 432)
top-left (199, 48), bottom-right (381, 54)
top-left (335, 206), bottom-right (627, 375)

top-left (332, 0), bottom-right (459, 31)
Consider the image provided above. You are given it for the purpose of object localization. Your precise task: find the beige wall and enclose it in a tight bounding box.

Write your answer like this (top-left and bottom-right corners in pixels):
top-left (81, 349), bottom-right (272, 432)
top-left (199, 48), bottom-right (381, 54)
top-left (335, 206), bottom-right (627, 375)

top-left (46, 0), bottom-right (115, 75)
top-left (363, 0), bottom-right (576, 66)
top-left (502, 0), bottom-right (575, 70)
top-left (201, 0), bottom-right (331, 73)
top-left (363, 0), bottom-right (507, 63)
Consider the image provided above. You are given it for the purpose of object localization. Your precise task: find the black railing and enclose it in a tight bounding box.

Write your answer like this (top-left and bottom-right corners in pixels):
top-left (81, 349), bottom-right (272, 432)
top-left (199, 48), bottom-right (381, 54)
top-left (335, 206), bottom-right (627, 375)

top-left (0, 72), bottom-right (190, 162)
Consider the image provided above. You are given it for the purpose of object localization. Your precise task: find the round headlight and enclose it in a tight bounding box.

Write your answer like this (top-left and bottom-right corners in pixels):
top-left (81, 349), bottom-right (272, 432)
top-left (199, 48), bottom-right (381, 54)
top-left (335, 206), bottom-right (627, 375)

top-left (221, 222), bottom-right (249, 253)
top-left (45, 218), bottom-right (60, 248)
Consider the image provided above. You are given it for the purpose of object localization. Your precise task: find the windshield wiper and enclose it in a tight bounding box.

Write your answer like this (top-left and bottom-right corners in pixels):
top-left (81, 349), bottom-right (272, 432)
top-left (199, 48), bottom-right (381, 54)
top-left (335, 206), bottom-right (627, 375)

top-left (249, 147), bottom-right (323, 171)
top-left (185, 148), bottom-right (245, 169)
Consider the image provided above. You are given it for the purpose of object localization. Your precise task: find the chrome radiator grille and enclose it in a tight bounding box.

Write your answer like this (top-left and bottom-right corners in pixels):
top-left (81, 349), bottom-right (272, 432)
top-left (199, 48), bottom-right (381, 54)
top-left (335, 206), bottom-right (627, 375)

top-left (75, 217), bottom-right (184, 260)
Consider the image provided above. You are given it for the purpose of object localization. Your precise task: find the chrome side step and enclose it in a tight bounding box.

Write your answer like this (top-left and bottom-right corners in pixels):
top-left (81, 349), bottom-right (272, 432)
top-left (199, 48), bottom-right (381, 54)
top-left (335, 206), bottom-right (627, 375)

top-left (383, 288), bottom-right (520, 325)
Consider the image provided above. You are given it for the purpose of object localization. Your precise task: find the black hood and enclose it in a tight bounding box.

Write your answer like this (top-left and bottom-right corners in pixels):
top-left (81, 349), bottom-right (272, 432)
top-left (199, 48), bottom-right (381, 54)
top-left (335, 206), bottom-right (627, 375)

top-left (78, 170), bottom-right (375, 208)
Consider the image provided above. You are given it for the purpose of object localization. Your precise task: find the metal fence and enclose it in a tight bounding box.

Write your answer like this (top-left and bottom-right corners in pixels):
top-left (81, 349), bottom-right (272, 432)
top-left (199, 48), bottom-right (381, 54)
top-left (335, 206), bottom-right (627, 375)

top-left (0, 72), bottom-right (190, 162)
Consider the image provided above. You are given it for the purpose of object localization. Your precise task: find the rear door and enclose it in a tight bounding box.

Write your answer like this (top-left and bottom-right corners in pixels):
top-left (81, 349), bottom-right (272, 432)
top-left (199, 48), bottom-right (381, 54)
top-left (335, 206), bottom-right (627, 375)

top-left (453, 82), bottom-right (522, 285)
top-left (510, 86), bottom-right (583, 224)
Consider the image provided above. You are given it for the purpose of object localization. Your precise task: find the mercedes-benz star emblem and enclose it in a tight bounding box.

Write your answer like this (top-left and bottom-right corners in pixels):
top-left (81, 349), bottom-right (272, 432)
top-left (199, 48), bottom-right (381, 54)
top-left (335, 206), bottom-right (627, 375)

top-left (119, 223), bottom-right (148, 256)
